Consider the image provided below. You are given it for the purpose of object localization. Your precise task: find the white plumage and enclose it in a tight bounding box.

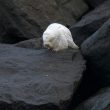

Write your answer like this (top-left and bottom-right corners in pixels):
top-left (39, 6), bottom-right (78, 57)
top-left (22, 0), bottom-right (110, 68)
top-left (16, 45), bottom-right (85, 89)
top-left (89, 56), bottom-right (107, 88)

top-left (42, 23), bottom-right (78, 51)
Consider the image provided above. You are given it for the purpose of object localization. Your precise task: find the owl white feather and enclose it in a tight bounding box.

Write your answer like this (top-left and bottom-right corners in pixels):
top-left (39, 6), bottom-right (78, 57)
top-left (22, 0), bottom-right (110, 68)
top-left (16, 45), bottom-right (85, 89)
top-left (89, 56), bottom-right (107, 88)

top-left (42, 23), bottom-right (78, 51)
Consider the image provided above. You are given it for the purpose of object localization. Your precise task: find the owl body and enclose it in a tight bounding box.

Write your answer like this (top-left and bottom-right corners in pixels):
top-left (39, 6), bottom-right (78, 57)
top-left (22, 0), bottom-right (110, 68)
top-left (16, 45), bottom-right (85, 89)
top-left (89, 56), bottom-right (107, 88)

top-left (42, 23), bottom-right (78, 51)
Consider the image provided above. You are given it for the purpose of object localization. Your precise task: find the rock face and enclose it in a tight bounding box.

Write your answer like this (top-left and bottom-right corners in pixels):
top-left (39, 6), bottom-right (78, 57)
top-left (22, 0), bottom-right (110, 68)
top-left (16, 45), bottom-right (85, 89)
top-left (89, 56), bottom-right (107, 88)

top-left (75, 88), bottom-right (110, 110)
top-left (14, 38), bottom-right (43, 49)
top-left (81, 18), bottom-right (110, 87)
top-left (0, 0), bottom-right (88, 43)
top-left (70, 0), bottom-right (110, 46)
top-left (0, 44), bottom-right (85, 110)
top-left (84, 0), bottom-right (107, 8)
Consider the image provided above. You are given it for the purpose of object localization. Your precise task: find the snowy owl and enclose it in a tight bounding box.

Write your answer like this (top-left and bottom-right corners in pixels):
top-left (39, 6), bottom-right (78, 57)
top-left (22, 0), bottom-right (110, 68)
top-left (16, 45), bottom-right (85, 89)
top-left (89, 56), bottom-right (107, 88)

top-left (42, 23), bottom-right (79, 51)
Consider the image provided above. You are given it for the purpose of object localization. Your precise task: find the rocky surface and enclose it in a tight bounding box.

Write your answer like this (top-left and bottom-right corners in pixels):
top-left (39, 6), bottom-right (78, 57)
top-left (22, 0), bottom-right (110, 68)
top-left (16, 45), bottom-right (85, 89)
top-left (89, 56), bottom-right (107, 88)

top-left (75, 87), bottom-right (110, 110)
top-left (0, 0), bottom-right (88, 43)
top-left (0, 0), bottom-right (110, 110)
top-left (81, 18), bottom-right (110, 87)
top-left (84, 0), bottom-right (107, 8)
top-left (14, 38), bottom-right (43, 49)
top-left (70, 0), bottom-right (110, 46)
top-left (0, 44), bottom-right (85, 110)
top-left (68, 2), bottom-right (110, 109)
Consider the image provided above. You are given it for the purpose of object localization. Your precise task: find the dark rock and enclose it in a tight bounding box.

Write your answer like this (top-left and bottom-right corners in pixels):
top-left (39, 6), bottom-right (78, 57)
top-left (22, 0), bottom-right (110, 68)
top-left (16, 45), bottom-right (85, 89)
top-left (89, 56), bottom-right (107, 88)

top-left (0, 0), bottom-right (43, 40)
top-left (0, 44), bottom-right (85, 110)
top-left (14, 38), bottom-right (43, 49)
top-left (0, 1), bottom-right (27, 43)
top-left (0, 0), bottom-right (88, 43)
top-left (84, 0), bottom-right (107, 8)
top-left (75, 87), bottom-right (110, 110)
top-left (70, 0), bottom-right (110, 46)
top-left (69, 17), bottom-right (110, 110)
top-left (81, 18), bottom-right (110, 87)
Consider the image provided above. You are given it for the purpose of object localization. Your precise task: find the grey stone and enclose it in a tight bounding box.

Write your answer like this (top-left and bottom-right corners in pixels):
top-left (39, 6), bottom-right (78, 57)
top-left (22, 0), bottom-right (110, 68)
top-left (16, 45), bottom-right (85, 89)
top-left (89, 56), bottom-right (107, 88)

top-left (70, 0), bottom-right (110, 46)
top-left (81, 18), bottom-right (110, 86)
top-left (0, 44), bottom-right (85, 110)
top-left (14, 38), bottom-right (43, 49)
top-left (75, 88), bottom-right (110, 110)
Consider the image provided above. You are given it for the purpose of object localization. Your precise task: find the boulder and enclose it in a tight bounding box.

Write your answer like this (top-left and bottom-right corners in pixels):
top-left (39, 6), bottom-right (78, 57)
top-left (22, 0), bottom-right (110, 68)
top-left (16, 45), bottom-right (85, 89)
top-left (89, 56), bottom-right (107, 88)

top-left (70, 0), bottom-right (110, 46)
top-left (75, 87), bottom-right (110, 110)
top-left (14, 38), bottom-right (43, 49)
top-left (81, 18), bottom-right (110, 87)
top-left (0, 44), bottom-right (85, 110)
top-left (0, 0), bottom-right (88, 43)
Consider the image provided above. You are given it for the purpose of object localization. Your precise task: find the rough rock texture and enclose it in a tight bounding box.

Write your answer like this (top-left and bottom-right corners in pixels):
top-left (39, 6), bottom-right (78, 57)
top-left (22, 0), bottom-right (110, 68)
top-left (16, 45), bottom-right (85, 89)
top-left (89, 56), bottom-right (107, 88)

top-left (75, 87), bottom-right (110, 110)
top-left (70, 0), bottom-right (110, 46)
top-left (0, 0), bottom-right (88, 43)
top-left (14, 38), bottom-right (43, 49)
top-left (81, 18), bottom-right (110, 87)
top-left (84, 0), bottom-right (107, 8)
top-left (0, 44), bottom-right (85, 110)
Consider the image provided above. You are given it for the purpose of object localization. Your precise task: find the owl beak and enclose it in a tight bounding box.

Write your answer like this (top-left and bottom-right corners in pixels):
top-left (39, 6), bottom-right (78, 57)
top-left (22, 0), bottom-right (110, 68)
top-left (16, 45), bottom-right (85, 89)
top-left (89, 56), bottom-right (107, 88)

top-left (44, 44), bottom-right (53, 50)
top-left (44, 44), bottom-right (50, 48)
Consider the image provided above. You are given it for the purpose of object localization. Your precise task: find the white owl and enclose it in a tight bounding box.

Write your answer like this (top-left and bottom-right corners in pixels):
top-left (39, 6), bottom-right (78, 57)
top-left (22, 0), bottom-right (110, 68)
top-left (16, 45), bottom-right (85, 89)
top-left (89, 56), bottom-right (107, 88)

top-left (42, 23), bottom-right (78, 51)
